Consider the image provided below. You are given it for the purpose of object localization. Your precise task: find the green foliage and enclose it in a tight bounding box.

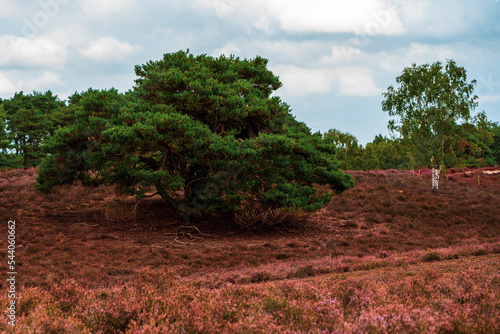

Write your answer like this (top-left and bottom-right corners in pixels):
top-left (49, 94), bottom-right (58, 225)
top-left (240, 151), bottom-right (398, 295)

top-left (360, 135), bottom-right (413, 170)
top-left (36, 88), bottom-right (127, 192)
top-left (0, 103), bottom-right (13, 154)
top-left (382, 60), bottom-right (479, 170)
top-left (324, 130), bottom-right (412, 171)
top-left (0, 91), bottom-right (75, 169)
top-left (323, 129), bottom-right (363, 170)
top-left (10, 106), bottom-right (52, 168)
top-left (36, 51), bottom-right (354, 217)
top-left (0, 154), bottom-right (23, 170)
top-left (0, 103), bottom-right (22, 169)
top-left (491, 125), bottom-right (500, 165)
top-left (450, 115), bottom-right (496, 168)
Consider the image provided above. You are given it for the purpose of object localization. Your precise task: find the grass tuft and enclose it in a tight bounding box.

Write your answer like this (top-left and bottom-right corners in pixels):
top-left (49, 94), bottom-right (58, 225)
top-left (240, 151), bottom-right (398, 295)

top-left (422, 252), bottom-right (441, 262)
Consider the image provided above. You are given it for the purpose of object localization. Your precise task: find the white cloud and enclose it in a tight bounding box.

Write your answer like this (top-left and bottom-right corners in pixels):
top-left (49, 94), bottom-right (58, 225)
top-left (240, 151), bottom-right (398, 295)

top-left (0, 35), bottom-right (67, 69)
top-left (334, 67), bottom-right (382, 97)
top-left (213, 42), bottom-right (240, 57)
top-left (80, 37), bottom-right (137, 62)
top-left (400, 0), bottom-right (429, 26)
top-left (79, 0), bottom-right (134, 17)
top-left (44, 26), bottom-right (89, 50)
top-left (0, 0), bottom-right (16, 17)
top-left (258, 40), bottom-right (324, 57)
top-left (399, 0), bottom-right (478, 38)
top-left (0, 73), bottom-right (17, 97)
top-left (273, 66), bottom-right (334, 97)
top-left (322, 45), bottom-right (365, 64)
top-left (0, 70), bottom-right (62, 98)
top-left (30, 71), bottom-right (63, 88)
top-left (260, 0), bottom-right (404, 35)
top-left (200, 0), bottom-right (405, 35)
top-left (377, 43), bottom-right (455, 73)
top-left (252, 15), bottom-right (274, 34)
top-left (201, 0), bottom-right (243, 16)
top-left (272, 65), bottom-right (382, 98)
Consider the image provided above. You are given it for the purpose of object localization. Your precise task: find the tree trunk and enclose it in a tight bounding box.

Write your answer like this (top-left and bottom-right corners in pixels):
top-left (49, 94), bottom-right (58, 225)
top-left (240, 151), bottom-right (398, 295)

top-left (432, 168), bottom-right (440, 193)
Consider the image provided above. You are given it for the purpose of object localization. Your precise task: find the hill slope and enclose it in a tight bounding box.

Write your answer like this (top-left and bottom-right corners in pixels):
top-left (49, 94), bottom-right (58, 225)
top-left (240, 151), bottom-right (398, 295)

top-left (0, 167), bottom-right (499, 333)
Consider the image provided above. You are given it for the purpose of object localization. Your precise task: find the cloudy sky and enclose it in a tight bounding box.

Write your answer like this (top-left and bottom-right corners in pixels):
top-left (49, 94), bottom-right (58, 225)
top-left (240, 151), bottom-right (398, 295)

top-left (1, 0), bottom-right (499, 144)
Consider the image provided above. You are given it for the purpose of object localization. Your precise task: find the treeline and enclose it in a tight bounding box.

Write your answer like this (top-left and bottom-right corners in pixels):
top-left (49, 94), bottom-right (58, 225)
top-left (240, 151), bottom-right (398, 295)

top-left (1, 90), bottom-right (499, 171)
top-left (0, 91), bottom-right (79, 169)
top-left (324, 123), bottom-right (500, 171)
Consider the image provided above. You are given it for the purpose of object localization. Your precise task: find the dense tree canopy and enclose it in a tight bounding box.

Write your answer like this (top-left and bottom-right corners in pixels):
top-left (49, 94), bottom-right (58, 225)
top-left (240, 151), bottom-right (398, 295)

top-left (324, 130), bottom-right (413, 171)
top-left (0, 91), bottom-right (73, 169)
top-left (448, 114), bottom-right (496, 168)
top-left (0, 102), bottom-right (22, 169)
top-left (0, 102), bottom-right (9, 153)
top-left (491, 124), bottom-right (500, 165)
top-left (36, 51), bottom-right (354, 218)
top-left (323, 129), bottom-right (362, 170)
top-left (361, 135), bottom-right (413, 171)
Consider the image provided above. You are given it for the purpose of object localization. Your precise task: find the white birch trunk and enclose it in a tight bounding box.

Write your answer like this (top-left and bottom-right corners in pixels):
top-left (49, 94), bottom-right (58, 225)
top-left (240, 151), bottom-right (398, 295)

top-left (432, 168), bottom-right (440, 193)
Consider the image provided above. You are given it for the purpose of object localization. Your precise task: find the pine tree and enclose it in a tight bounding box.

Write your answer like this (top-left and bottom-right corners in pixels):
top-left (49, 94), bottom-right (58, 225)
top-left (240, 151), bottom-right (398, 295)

top-left (36, 51), bottom-right (354, 218)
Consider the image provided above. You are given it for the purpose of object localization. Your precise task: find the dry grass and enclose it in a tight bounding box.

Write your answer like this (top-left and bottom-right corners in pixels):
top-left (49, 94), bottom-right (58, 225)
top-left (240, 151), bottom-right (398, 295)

top-left (0, 167), bottom-right (499, 333)
top-left (233, 208), bottom-right (310, 230)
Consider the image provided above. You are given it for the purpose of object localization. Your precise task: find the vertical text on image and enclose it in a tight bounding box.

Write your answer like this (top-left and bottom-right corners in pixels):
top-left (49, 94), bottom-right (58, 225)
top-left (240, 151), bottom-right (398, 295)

top-left (6, 220), bottom-right (17, 327)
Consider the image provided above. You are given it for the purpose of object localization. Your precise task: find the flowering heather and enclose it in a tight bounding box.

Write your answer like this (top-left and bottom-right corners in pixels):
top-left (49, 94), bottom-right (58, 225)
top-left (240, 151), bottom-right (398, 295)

top-left (1, 254), bottom-right (499, 333)
top-left (0, 167), bottom-right (499, 333)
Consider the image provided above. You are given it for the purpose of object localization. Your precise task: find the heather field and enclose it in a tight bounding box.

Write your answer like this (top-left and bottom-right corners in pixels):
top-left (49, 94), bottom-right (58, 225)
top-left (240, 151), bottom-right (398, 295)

top-left (0, 167), bottom-right (499, 333)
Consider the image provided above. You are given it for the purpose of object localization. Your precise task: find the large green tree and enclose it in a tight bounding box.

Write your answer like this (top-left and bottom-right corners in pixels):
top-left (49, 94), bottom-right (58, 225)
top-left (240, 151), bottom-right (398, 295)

top-left (382, 60), bottom-right (479, 192)
top-left (36, 51), bottom-right (354, 219)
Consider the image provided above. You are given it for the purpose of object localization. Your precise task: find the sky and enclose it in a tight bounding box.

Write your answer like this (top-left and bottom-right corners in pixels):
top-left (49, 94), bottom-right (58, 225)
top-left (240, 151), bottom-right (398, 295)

top-left (0, 0), bottom-right (499, 144)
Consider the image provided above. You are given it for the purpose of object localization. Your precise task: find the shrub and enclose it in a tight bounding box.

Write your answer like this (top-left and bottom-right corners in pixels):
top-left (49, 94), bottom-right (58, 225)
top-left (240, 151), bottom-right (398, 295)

top-left (471, 249), bottom-right (488, 256)
top-left (286, 265), bottom-right (316, 279)
top-left (233, 208), bottom-right (310, 230)
top-left (250, 272), bottom-right (271, 283)
top-left (422, 251), bottom-right (441, 262)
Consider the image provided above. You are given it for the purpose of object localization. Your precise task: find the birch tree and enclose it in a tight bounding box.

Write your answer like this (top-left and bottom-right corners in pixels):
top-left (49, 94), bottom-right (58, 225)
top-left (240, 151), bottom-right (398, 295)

top-left (382, 60), bottom-right (478, 192)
